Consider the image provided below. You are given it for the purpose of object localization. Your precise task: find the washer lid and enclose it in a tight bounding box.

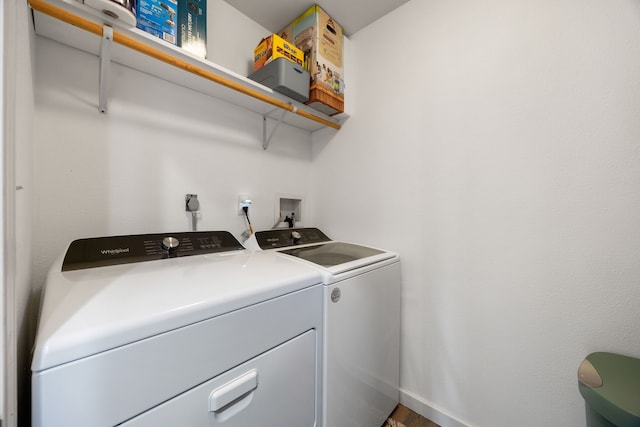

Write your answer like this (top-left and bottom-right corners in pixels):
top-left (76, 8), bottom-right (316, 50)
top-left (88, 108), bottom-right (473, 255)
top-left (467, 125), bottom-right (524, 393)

top-left (32, 250), bottom-right (321, 372)
top-left (279, 241), bottom-right (398, 276)
top-left (279, 242), bottom-right (384, 267)
top-left (252, 228), bottom-right (398, 275)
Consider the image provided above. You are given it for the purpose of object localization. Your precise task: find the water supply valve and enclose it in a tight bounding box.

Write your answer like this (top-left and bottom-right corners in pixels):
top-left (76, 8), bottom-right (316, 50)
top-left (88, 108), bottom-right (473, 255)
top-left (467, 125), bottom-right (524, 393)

top-left (186, 194), bottom-right (200, 231)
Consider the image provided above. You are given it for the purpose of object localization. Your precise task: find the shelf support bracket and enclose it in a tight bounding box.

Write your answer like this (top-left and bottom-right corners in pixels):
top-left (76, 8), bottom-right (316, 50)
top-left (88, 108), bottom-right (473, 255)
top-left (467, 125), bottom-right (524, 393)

top-left (263, 105), bottom-right (296, 150)
top-left (99, 25), bottom-right (113, 113)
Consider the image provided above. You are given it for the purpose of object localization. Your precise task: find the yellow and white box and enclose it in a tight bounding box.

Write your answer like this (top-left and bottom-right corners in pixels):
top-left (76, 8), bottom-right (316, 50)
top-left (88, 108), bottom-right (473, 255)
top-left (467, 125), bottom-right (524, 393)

top-left (254, 34), bottom-right (304, 72)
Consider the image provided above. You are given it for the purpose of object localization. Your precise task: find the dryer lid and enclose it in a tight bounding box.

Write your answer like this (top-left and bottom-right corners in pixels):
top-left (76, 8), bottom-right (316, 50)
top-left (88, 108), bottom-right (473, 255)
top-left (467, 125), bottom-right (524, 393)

top-left (32, 248), bottom-right (322, 372)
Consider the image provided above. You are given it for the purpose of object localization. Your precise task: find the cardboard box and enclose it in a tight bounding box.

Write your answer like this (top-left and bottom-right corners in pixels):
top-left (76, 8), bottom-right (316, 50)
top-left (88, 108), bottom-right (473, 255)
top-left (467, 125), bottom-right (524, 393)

top-left (248, 58), bottom-right (310, 103)
top-left (253, 34), bottom-right (304, 72)
top-left (279, 5), bottom-right (344, 115)
top-left (178, 0), bottom-right (206, 58)
top-left (136, 0), bottom-right (178, 45)
top-left (305, 84), bottom-right (343, 116)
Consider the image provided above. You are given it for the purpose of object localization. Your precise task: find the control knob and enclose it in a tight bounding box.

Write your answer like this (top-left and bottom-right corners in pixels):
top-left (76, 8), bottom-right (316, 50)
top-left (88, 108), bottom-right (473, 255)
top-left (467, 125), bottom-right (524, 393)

top-left (162, 236), bottom-right (180, 256)
top-left (291, 231), bottom-right (302, 245)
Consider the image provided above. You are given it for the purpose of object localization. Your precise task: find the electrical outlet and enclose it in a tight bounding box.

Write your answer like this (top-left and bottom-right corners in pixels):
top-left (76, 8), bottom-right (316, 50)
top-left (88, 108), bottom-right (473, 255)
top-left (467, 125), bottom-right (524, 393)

top-left (238, 194), bottom-right (251, 215)
top-left (186, 194), bottom-right (199, 212)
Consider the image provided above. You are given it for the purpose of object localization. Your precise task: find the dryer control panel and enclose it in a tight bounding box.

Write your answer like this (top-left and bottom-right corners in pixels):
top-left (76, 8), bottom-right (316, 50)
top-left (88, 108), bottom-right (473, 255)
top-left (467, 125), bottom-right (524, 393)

top-left (61, 231), bottom-right (245, 271)
top-left (254, 228), bottom-right (331, 249)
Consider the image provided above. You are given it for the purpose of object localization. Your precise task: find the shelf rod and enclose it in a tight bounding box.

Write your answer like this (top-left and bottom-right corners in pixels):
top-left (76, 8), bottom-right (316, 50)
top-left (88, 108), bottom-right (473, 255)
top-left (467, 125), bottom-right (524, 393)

top-left (28, 0), bottom-right (341, 130)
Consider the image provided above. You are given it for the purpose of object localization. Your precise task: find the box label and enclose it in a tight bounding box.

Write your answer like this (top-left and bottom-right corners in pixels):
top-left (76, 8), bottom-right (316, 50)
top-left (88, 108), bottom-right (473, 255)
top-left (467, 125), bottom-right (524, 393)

top-left (254, 34), bottom-right (304, 72)
top-left (136, 0), bottom-right (178, 45)
top-left (178, 0), bottom-right (207, 58)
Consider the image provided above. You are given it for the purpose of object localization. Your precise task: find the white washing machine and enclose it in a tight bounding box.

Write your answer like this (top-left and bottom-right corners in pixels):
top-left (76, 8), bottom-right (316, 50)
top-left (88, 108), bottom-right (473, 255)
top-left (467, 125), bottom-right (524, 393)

top-left (31, 230), bottom-right (324, 427)
top-left (245, 228), bottom-right (401, 427)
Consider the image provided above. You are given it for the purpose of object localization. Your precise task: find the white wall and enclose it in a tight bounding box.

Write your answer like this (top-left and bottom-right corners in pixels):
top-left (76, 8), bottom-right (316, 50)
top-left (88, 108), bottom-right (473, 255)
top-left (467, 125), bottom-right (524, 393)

top-left (4, 0), bottom-right (36, 424)
top-left (312, 0), bottom-right (640, 426)
top-left (32, 35), bottom-right (314, 291)
top-left (207, 0), bottom-right (270, 76)
top-left (28, 0), bottom-right (640, 426)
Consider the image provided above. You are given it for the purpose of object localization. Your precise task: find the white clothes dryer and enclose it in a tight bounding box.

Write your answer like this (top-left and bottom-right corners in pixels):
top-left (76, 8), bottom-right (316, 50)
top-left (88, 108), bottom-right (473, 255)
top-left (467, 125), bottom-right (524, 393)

top-left (32, 231), bottom-right (323, 427)
top-left (245, 228), bottom-right (401, 427)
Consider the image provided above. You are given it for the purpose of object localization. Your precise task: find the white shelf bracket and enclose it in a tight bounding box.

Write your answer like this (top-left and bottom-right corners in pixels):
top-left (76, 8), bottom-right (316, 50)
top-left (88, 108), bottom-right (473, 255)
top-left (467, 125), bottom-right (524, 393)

top-left (99, 25), bottom-right (113, 113)
top-left (262, 105), bottom-right (296, 150)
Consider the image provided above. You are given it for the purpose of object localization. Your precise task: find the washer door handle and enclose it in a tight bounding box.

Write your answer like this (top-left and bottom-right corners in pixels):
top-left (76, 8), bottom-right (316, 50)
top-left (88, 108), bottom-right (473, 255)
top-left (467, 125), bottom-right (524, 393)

top-left (209, 369), bottom-right (259, 412)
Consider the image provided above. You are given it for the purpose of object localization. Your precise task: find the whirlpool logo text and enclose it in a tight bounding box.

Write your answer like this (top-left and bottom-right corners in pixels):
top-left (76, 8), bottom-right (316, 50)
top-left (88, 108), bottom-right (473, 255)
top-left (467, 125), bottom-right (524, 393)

top-left (100, 248), bottom-right (130, 256)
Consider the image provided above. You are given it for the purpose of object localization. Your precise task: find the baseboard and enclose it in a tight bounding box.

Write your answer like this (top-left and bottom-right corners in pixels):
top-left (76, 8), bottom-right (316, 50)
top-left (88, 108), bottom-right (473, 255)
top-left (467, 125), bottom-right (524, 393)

top-left (399, 389), bottom-right (473, 427)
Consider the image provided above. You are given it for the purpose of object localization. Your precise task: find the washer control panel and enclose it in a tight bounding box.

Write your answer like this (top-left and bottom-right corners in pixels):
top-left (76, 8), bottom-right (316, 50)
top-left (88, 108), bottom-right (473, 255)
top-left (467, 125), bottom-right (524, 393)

top-left (254, 228), bottom-right (331, 249)
top-left (61, 231), bottom-right (244, 271)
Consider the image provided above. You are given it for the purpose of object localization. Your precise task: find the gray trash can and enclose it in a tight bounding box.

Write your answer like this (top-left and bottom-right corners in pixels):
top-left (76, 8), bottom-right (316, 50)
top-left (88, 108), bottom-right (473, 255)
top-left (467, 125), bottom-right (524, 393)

top-left (578, 352), bottom-right (640, 427)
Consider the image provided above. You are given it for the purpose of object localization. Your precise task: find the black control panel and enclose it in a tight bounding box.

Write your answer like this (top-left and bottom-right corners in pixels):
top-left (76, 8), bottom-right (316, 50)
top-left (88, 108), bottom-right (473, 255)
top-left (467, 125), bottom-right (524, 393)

top-left (254, 227), bottom-right (331, 249)
top-left (61, 231), bottom-right (245, 271)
